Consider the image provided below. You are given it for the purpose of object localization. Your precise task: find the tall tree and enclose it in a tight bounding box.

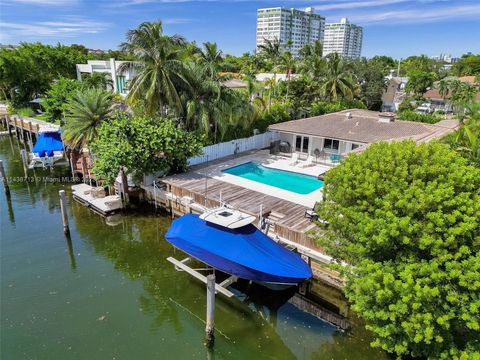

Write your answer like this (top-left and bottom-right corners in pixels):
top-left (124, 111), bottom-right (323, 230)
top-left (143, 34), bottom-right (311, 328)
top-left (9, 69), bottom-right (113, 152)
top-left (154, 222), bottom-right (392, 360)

top-left (258, 38), bottom-right (282, 98)
top-left (317, 140), bottom-right (480, 359)
top-left (91, 112), bottom-right (202, 184)
top-left (320, 53), bottom-right (355, 101)
top-left (405, 70), bottom-right (436, 97)
top-left (119, 20), bottom-right (190, 116)
top-left (62, 88), bottom-right (114, 149)
top-left (197, 42), bottom-right (223, 80)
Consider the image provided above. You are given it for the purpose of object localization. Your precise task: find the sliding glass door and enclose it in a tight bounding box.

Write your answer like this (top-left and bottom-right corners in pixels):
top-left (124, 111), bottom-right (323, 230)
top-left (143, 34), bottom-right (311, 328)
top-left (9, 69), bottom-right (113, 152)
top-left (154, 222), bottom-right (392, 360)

top-left (295, 135), bottom-right (309, 153)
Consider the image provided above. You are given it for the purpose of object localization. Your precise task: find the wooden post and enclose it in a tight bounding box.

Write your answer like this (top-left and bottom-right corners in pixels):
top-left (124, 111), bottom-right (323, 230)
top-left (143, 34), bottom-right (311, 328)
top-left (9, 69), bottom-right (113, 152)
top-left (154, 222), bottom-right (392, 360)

top-left (35, 124), bottom-right (40, 137)
top-left (7, 116), bottom-right (12, 136)
top-left (205, 274), bottom-right (215, 345)
top-left (69, 152), bottom-right (76, 180)
top-left (121, 168), bottom-right (129, 207)
top-left (0, 160), bottom-right (10, 195)
top-left (19, 119), bottom-right (25, 141)
top-left (59, 190), bottom-right (69, 234)
top-left (81, 156), bottom-right (87, 184)
top-left (13, 117), bottom-right (18, 137)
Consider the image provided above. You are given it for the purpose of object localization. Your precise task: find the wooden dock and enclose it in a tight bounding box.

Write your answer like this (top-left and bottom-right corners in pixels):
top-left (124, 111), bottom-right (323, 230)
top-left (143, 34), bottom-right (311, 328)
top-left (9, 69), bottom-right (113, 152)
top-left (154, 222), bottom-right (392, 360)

top-left (161, 160), bottom-right (322, 251)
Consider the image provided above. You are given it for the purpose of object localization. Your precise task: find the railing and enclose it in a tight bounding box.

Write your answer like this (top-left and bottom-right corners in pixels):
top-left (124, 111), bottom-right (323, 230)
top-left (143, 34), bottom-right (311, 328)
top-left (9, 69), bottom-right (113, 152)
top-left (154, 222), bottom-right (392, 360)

top-left (188, 132), bottom-right (280, 166)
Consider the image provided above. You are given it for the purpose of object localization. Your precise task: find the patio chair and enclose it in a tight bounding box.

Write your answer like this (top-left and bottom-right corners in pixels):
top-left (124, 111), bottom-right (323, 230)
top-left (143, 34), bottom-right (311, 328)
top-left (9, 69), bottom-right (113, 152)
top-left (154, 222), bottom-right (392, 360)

top-left (305, 202), bottom-right (321, 221)
top-left (299, 155), bottom-right (314, 168)
top-left (330, 154), bottom-right (342, 163)
top-left (305, 202), bottom-right (330, 225)
top-left (289, 152), bottom-right (299, 165)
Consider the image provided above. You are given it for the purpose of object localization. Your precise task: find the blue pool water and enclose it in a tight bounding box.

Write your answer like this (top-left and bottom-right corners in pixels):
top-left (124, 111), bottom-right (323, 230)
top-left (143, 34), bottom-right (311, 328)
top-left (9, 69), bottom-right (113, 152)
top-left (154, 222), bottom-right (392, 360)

top-left (223, 162), bottom-right (324, 195)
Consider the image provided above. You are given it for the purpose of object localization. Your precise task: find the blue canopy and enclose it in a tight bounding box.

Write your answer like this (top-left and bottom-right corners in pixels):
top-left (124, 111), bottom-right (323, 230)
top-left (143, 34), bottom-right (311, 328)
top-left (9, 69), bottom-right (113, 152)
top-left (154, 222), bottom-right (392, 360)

top-left (33, 131), bottom-right (64, 157)
top-left (165, 214), bottom-right (313, 284)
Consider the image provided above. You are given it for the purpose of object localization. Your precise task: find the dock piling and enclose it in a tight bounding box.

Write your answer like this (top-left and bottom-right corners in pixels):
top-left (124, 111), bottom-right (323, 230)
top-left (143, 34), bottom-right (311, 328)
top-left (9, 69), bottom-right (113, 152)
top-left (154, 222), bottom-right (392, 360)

top-left (0, 160), bottom-right (10, 195)
top-left (59, 190), bottom-right (70, 234)
top-left (205, 274), bottom-right (215, 346)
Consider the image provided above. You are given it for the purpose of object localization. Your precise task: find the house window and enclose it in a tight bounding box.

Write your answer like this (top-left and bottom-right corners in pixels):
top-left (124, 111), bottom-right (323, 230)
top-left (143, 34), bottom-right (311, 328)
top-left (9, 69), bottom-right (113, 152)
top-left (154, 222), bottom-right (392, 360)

top-left (295, 135), bottom-right (309, 153)
top-left (351, 144), bottom-right (360, 150)
top-left (324, 138), bottom-right (339, 151)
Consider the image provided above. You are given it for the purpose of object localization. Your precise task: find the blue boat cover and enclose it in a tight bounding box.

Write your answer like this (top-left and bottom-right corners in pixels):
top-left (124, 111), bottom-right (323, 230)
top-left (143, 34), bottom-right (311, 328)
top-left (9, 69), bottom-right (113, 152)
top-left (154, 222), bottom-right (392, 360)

top-left (165, 214), bottom-right (313, 284)
top-left (33, 132), bottom-right (64, 157)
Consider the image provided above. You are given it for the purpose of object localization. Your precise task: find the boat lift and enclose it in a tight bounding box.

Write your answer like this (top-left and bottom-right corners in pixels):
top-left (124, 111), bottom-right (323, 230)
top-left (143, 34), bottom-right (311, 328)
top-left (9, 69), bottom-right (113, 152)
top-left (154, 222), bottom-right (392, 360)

top-left (166, 256), bottom-right (236, 298)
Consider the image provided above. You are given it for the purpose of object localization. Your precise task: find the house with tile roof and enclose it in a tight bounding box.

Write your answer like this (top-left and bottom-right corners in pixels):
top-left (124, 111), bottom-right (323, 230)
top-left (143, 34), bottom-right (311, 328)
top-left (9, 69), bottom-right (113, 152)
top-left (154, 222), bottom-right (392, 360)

top-left (268, 109), bottom-right (459, 159)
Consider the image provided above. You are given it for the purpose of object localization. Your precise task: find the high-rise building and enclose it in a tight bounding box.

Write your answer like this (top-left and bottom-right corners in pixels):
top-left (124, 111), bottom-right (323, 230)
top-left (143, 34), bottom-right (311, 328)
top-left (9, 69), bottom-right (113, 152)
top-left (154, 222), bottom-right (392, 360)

top-left (256, 7), bottom-right (325, 57)
top-left (323, 18), bottom-right (363, 58)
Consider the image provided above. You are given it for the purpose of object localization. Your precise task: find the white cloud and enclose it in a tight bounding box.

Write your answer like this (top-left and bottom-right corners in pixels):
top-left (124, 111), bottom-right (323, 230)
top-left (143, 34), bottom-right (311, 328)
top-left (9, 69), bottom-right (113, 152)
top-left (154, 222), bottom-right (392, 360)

top-left (351, 3), bottom-right (480, 24)
top-left (3, 0), bottom-right (78, 5)
top-left (313, 0), bottom-right (410, 11)
top-left (162, 18), bottom-right (192, 25)
top-left (1, 17), bottom-right (109, 40)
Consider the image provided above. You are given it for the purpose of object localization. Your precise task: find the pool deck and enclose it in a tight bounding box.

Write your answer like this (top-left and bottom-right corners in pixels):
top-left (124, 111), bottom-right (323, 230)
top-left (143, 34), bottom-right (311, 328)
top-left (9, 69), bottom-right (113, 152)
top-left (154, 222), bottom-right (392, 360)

top-left (161, 150), bottom-right (332, 250)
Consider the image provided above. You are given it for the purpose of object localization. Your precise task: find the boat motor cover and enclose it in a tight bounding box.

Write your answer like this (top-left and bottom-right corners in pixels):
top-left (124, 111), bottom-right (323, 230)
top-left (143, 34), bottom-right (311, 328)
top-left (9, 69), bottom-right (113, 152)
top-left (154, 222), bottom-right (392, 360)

top-left (165, 214), bottom-right (313, 284)
top-left (33, 131), bottom-right (64, 157)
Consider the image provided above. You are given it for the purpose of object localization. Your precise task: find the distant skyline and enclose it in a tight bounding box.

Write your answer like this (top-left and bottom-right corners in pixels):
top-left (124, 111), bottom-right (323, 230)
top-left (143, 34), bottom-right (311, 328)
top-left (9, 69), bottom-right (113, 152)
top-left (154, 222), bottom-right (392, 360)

top-left (1, 0), bottom-right (479, 59)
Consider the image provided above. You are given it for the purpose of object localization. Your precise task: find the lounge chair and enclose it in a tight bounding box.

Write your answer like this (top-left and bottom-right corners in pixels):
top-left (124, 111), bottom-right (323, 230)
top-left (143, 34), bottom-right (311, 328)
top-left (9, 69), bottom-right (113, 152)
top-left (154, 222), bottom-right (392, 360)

top-left (299, 155), bottom-right (314, 168)
top-left (289, 152), bottom-right (299, 165)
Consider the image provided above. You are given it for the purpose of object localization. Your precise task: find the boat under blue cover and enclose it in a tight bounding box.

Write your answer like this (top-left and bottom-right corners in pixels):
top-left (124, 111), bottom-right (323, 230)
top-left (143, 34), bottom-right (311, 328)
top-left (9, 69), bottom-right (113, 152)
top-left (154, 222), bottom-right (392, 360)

top-left (33, 131), bottom-right (64, 157)
top-left (165, 214), bottom-right (313, 284)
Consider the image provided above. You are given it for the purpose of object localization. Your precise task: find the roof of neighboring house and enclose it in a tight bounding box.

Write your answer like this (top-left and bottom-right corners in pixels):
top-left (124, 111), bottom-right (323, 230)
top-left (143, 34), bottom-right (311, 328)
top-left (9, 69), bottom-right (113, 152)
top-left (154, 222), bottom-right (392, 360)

top-left (255, 73), bottom-right (300, 82)
top-left (221, 78), bottom-right (248, 88)
top-left (424, 89), bottom-right (480, 101)
top-left (382, 78), bottom-right (401, 103)
top-left (458, 75), bottom-right (478, 85)
top-left (268, 109), bottom-right (459, 145)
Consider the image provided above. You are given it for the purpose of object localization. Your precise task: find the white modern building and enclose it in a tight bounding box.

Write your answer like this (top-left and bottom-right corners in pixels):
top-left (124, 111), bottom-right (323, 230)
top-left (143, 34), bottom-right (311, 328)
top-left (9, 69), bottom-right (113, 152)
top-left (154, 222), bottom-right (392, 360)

top-left (323, 18), bottom-right (363, 58)
top-left (256, 7), bottom-right (325, 57)
top-left (76, 58), bottom-right (134, 96)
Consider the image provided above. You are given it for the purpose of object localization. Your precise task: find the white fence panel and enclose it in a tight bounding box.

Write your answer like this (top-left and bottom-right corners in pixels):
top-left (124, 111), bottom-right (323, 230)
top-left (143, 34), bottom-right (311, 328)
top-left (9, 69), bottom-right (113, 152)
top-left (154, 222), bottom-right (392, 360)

top-left (188, 132), bottom-right (280, 166)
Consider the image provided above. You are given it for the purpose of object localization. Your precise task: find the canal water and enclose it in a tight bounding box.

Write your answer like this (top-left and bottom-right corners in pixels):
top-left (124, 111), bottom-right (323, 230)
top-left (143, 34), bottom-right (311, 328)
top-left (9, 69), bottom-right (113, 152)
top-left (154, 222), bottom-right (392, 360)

top-left (0, 136), bottom-right (388, 360)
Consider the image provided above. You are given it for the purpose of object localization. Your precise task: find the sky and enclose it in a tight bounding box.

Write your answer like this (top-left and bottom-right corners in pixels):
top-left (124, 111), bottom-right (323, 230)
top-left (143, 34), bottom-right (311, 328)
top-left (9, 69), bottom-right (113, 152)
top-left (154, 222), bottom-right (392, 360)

top-left (0, 0), bottom-right (479, 59)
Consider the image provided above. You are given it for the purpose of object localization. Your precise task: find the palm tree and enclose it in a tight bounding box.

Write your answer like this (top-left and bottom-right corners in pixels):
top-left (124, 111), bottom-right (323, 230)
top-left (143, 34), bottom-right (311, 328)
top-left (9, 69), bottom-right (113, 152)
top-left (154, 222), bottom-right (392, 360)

top-left (298, 40), bottom-right (325, 80)
top-left (62, 88), bottom-right (114, 149)
top-left (438, 79), bottom-right (450, 100)
top-left (197, 42), bottom-right (223, 80)
top-left (320, 53), bottom-right (355, 101)
top-left (119, 20), bottom-right (190, 116)
top-left (258, 38), bottom-right (282, 100)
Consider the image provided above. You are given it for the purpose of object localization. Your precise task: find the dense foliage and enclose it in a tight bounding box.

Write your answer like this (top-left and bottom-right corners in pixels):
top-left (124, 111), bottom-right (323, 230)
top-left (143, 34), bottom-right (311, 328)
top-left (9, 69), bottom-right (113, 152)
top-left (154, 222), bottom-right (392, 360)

top-left (91, 112), bottom-right (202, 184)
top-left (397, 110), bottom-right (440, 124)
top-left (317, 141), bottom-right (480, 359)
top-left (0, 43), bottom-right (88, 107)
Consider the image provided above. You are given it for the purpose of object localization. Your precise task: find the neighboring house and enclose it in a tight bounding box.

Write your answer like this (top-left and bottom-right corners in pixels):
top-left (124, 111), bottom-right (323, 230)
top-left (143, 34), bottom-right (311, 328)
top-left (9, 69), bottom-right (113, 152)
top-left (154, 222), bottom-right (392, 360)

top-left (381, 76), bottom-right (408, 112)
top-left (268, 109), bottom-right (459, 159)
top-left (424, 77), bottom-right (480, 112)
top-left (255, 73), bottom-right (299, 82)
top-left (221, 78), bottom-right (248, 89)
top-left (76, 58), bottom-right (135, 96)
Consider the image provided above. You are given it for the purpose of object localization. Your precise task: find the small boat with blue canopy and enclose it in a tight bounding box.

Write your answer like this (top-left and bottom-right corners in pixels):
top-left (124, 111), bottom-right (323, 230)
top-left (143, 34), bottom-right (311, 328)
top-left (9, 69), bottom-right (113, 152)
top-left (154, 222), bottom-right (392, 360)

top-left (165, 213), bottom-right (312, 291)
top-left (29, 131), bottom-right (65, 168)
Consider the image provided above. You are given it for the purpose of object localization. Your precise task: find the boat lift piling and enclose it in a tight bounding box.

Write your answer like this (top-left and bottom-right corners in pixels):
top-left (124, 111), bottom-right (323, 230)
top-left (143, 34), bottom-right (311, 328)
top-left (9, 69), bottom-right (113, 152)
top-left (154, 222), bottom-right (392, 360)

top-left (59, 190), bottom-right (70, 234)
top-left (205, 274), bottom-right (216, 346)
top-left (0, 160), bottom-right (10, 195)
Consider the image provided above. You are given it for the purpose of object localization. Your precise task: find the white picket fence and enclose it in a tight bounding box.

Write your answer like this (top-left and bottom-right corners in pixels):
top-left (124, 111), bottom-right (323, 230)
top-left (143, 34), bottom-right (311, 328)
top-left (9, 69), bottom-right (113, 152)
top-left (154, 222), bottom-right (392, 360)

top-left (188, 132), bottom-right (280, 166)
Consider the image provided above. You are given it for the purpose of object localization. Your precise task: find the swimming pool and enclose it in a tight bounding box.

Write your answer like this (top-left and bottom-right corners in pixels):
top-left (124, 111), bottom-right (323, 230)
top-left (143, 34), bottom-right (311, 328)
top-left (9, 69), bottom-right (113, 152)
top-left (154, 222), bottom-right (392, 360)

top-left (222, 162), bottom-right (323, 195)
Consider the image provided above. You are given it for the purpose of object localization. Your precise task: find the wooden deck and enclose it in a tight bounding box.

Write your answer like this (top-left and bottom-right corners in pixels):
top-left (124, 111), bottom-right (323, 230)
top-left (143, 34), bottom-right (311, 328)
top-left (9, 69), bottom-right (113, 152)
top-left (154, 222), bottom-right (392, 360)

top-left (163, 165), bottom-right (322, 250)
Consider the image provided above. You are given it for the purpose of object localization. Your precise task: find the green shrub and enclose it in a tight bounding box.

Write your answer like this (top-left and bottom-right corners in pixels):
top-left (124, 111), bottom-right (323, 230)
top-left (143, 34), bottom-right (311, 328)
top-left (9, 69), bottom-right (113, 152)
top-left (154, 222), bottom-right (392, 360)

top-left (397, 109), bottom-right (440, 124)
top-left (254, 103), bottom-right (292, 132)
top-left (309, 100), bottom-right (366, 116)
top-left (14, 107), bottom-right (35, 118)
top-left (397, 99), bottom-right (415, 113)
